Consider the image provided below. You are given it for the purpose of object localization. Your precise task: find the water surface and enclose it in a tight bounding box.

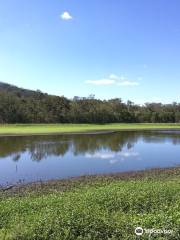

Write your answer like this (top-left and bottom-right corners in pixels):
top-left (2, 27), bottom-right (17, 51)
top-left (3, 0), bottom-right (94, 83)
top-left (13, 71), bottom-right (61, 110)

top-left (0, 131), bottom-right (180, 185)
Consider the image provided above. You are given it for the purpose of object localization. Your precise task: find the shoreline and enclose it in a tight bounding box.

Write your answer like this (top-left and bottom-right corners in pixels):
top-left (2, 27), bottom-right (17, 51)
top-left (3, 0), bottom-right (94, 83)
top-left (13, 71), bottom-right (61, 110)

top-left (0, 127), bottom-right (180, 137)
top-left (0, 130), bottom-right (117, 137)
top-left (1, 167), bottom-right (180, 196)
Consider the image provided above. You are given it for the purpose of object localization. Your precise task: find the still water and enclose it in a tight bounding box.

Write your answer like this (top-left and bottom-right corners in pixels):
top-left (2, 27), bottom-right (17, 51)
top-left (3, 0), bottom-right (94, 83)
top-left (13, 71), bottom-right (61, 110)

top-left (0, 131), bottom-right (180, 185)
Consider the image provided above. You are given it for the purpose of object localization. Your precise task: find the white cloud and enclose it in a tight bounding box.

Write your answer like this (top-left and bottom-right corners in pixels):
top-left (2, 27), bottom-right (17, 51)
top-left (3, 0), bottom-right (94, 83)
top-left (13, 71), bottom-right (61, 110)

top-left (86, 74), bottom-right (140, 87)
top-left (118, 151), bottom-right (139, 157)
top-left (109, 74), bottom-right (119, 80)
top-left (117, 81), bottom-right (139, 86)
top-left (61, 11), bottom-right (73, 20)
top-left (85, 152), bottom-right (115, 159)
top-left (85, 151), bottom-right (139, 160)
top-left (85, 79), bottom-right (115, 85)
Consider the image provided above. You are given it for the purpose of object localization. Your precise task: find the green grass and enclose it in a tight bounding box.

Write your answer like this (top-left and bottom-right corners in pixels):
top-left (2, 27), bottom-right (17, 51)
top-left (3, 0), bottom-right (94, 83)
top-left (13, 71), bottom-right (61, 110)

top-left (0, 123), bottom-right (180, 135)
top-left (0, 168), bottom-right (180, 240)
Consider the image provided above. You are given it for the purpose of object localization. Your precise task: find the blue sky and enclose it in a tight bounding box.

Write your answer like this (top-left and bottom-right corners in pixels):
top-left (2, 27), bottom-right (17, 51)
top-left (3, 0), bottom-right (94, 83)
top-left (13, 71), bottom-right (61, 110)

top-left (0, 0), bottom-right (180, 104)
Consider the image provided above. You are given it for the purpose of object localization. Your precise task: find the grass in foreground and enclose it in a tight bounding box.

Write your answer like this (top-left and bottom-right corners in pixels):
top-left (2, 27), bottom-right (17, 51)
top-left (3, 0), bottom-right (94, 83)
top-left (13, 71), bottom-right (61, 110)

top-left (0, 123), bottom-right (180, 135)
top-left (0, 168), bottom-right (180, 240)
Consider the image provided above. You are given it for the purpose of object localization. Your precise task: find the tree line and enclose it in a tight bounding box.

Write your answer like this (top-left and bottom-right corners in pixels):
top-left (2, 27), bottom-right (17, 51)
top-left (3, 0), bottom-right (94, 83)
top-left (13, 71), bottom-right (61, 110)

top-left (0, 85), bottom-right (180, 123)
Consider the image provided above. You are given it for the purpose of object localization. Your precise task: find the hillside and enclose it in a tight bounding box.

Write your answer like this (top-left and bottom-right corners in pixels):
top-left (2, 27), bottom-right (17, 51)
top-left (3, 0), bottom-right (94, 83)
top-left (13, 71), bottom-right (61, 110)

top-left (0, 82), bottom-right (47, 98)
top-left (0, 81), bottom-right (180, 124)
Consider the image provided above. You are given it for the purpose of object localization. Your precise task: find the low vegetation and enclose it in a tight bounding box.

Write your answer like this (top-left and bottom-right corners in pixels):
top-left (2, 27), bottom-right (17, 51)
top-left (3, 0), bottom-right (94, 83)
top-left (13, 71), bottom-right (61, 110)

top-left (0, 123), bottom-right (180, 135)
top-left (0, 168), bottom-right (180, 240)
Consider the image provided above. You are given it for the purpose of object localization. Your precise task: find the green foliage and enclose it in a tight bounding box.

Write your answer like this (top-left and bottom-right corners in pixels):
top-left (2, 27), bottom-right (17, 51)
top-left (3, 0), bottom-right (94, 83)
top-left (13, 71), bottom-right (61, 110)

top-left (0, 82), bottom-right (180, 123)
top-left (0, 178), bottom-right (180, 240)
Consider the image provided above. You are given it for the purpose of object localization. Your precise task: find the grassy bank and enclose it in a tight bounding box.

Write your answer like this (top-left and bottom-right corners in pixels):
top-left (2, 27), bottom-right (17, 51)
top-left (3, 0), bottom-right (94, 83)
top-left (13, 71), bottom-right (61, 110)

top-left (0, 168), bottom-right (180, 240)
top-left (0, 123), bottom-right (180, 135)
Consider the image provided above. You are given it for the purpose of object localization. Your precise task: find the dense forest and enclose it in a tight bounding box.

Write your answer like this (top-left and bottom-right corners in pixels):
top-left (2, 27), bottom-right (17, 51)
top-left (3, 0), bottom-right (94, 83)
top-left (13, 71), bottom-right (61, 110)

top-left (0, 82), bottom-right (180, 124)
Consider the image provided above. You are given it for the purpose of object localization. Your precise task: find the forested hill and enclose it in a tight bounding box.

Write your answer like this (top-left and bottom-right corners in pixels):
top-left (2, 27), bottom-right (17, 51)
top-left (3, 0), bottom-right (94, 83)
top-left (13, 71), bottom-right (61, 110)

top-left (0, 82), bottom-right (180, 124)
top-left (0, 82), bottom-right (47, 98)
